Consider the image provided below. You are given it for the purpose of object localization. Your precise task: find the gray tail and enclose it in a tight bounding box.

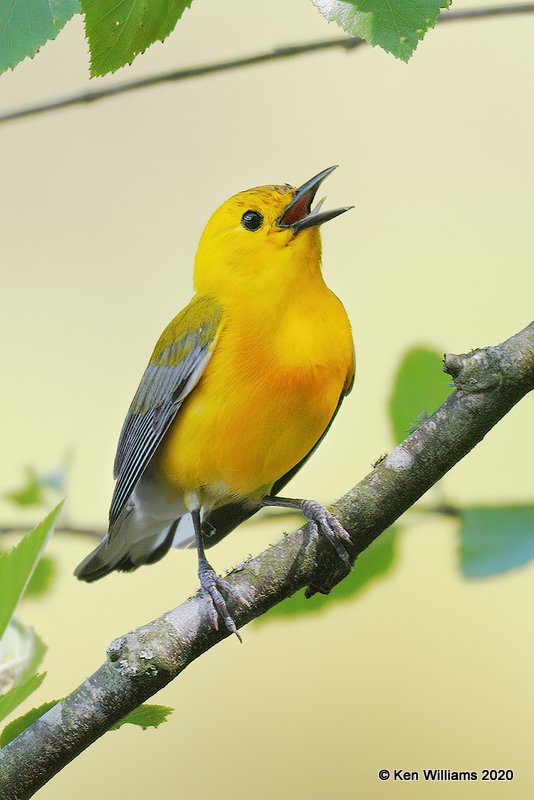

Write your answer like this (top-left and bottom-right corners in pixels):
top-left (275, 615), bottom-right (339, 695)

top-left (74, 535), bottom-right (128, 582)
top-left (74, 521), bottom-right (178, 583)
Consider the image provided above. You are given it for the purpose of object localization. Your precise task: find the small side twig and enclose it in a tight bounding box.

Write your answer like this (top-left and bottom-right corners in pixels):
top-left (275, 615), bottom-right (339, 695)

top-left (0, 525), bottom-right (104, 540)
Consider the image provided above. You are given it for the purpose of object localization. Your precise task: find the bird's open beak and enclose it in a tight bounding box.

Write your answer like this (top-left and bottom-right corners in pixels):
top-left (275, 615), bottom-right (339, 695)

top-left (277, 165), bottom-right (352, 233)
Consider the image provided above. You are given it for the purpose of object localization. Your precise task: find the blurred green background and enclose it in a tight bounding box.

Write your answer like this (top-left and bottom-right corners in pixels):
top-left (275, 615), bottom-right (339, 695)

top-left (1, 0), bottom-right (533, 797)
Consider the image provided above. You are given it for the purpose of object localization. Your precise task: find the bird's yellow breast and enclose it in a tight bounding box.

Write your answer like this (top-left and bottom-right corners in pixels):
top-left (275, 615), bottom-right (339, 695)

top-left (154, 279), bottom-right (353, 506)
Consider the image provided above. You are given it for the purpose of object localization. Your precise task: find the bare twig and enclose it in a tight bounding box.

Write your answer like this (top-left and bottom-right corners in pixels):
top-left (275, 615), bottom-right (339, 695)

top-left (0, 504), bottom-right (460, 540)
top-left (1, 4), bottom-right (533, 126)
top-left (0, 511), bottom-right (300, 539)
top-left (0, 321), bottom-right (532, 800)
top-left (0, 525), bottom-right (104, 539)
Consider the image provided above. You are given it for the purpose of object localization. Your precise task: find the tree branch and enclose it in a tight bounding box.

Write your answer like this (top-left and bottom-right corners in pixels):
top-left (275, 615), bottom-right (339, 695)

top-left (1, 4), bottom-right (533, 126)
top-left (0, 321), bottom-right (532, 799)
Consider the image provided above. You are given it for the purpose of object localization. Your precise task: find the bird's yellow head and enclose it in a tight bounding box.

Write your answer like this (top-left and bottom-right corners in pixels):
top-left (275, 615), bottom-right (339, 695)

top-left (193, 167), bottom-right (351, 300)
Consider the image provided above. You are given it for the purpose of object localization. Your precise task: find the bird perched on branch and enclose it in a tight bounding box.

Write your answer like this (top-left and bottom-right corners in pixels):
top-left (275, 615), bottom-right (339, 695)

top-left (75, 166), bottom-right (355, 638)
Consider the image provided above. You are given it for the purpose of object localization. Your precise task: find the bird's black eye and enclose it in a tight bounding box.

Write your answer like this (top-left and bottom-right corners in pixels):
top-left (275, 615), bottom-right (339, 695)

top-left (241, 210), bottom-right (263, 231)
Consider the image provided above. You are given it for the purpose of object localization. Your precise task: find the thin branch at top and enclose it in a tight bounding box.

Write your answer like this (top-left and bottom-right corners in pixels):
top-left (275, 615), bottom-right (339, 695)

top-left (1, 4), bottom-right (534, 125)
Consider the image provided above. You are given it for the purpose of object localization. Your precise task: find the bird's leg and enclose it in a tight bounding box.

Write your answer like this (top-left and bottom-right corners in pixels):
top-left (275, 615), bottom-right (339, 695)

top-left (192, 509), bottom-right (242, 642)
top-left (262, 495), bottom-right (353, 570)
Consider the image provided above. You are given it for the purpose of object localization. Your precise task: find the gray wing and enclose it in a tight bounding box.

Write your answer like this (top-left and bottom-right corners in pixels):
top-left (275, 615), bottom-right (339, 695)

top-left (109, 296), bottom-right (222, 529)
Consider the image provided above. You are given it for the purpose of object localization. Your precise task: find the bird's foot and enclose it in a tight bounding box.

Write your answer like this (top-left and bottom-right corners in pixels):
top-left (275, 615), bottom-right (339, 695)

top-left (300, 499), bottom-right (353, 571)
top-left (198, 560), bottom-right (247, 642)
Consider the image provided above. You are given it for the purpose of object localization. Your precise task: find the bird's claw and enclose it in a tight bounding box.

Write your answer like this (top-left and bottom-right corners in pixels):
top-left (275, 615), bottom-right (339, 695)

top-left (198, 564), bottom-right (247, 642)
top-left (300, 499), bottom-right (353, 570)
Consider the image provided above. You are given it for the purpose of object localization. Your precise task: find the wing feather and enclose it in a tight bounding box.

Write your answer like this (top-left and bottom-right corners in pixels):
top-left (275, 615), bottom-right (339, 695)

top-left (109, 294), bottom-right (223, 528)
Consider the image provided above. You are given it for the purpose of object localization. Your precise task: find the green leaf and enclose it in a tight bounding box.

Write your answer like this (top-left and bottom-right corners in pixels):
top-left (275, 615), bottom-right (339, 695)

top-left (82, 0), bottom-right (194, 77)
top-left (0, 673), bottom-right (46, 724)
top-left (312, 0), bottom-right (448, 62)
top-left (112, 704), bottom-right (174, 731)
top-left (459, 506), bottom-right (534, 578)
top-left (0, 620), bottom-right (46, 691)
top-left (0, 699), bottom-right (58, 748)
top-left (388, 346), bottom-right (452, 444)
top-left (0, 0), bottom-right (80, 75)
top-left (25, 557), bottom-right (56, 598)
top-left (5, 461), bottom-right (69, 507)
top-left (260, 525), bottom-right (398, 622)
top-left (5, 467), bottom-right (44, 507)
top-left (0, 503), bottom-right (63, 639)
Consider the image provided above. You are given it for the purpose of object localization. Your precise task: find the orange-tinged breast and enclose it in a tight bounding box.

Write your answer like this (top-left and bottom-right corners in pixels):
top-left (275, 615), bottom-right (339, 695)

top-left (155, 280), bottom-right (353, 504)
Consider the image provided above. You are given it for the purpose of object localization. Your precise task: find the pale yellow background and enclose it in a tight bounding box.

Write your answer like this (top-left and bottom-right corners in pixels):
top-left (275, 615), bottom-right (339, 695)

top-left (1, 0), bottom-right (533, 798)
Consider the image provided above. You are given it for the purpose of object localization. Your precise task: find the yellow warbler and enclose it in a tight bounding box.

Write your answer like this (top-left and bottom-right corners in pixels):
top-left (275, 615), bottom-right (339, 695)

top-left (76, 166), bottom-right (355, 637)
